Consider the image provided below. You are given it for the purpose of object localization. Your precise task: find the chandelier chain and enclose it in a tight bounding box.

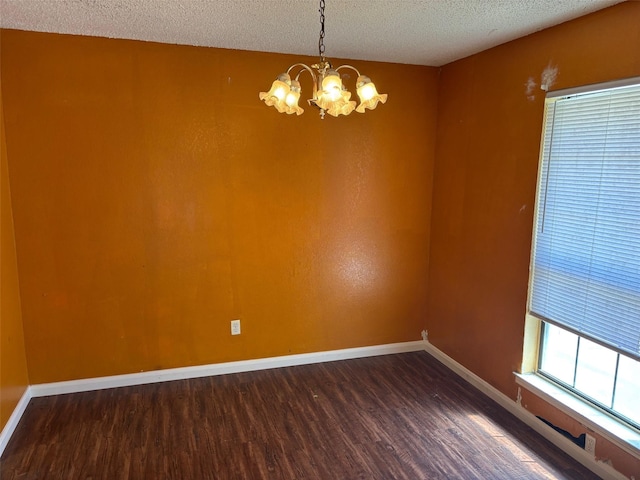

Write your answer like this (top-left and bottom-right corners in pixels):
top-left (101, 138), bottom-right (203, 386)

top-left (318, 0), bottom-right (326, 61)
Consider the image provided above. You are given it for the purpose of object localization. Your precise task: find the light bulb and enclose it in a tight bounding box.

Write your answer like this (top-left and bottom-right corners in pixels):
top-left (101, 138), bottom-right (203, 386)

top-left (359, 83), bottom-right (376, 101)
top-left (285, 91), bottom-right (297, 106)
top-left (322, 70), bottom-right (342, 90)
top-left (274, 85), bottom-right (287, 100)
top-left (283, 80), bottom-right (303, 115)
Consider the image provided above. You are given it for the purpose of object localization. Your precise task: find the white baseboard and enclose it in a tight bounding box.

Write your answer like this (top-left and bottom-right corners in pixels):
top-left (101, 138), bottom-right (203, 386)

top-left (422, 339), bottom-right (629, 480)
top-left (30, 340), bottom-right (425, 397)
top-left (0, 387), bottom-right (32, 458)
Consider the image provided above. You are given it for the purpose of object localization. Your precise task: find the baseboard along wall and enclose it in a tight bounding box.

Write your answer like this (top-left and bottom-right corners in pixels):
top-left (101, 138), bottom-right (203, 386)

top-left (421, 334), bottom-right (628, 480)
top-left (0, 388), bottom-right (31, 457)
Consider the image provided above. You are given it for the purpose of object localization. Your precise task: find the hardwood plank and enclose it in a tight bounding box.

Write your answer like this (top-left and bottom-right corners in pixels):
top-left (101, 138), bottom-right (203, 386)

top-left (0, 352), bottom-right (599, 479)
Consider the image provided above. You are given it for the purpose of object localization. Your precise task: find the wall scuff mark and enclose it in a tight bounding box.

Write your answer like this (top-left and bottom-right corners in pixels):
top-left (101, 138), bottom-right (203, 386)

top-left (525, 77), bottom-right (537, 101)
top-left (540, 63), bottom-right (558, 91)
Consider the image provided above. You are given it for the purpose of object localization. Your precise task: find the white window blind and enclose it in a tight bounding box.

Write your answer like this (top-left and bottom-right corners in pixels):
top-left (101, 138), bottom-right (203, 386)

top-left (530, 80), bottom-right (640, 360)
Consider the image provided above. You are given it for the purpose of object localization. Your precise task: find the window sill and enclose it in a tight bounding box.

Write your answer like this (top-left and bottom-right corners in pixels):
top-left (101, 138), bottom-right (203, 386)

top-left (515, 372), bottom-right (640, 458)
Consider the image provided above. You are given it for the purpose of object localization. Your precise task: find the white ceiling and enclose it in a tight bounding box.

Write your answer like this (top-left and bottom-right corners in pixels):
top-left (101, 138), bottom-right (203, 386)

top-left (0, 0), bottom-right (624, 66)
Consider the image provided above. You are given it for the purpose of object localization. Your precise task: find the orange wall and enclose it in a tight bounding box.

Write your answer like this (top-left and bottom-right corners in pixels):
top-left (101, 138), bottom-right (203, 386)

top-left (428, 2), bottom-right (639, 476)
top-left (1, 29), bottom-right (438, 384)
top-left (0, 80), bottom-right (30, 430)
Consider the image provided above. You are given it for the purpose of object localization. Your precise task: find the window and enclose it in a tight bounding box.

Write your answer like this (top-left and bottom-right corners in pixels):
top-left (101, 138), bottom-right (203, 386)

top-left (528, 78), bottom-right (640, 431)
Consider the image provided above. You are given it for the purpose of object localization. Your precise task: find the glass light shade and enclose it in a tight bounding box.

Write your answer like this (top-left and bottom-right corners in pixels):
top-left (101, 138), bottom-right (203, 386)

top-left (326, 98), bottom-right (357, 117)
top-left (355, 75), bottom-right (387, 113)
top-left (314, 91), bottom-right (331, 110)
top-left (259, 73), bottom-right (292, 112)
top-left (329, 89), bottom-right (356, 117)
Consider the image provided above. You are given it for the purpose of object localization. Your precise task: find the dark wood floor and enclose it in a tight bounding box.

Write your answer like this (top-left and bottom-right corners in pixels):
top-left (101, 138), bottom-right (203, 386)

top-left (1, 352), bottom-right (599, 479)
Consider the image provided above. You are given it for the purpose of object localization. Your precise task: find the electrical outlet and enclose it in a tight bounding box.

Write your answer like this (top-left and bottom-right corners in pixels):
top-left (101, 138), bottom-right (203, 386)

top-left (585, 434), bottom-right (596, 455)
top-left (231, 319), bottom-right (241, 335)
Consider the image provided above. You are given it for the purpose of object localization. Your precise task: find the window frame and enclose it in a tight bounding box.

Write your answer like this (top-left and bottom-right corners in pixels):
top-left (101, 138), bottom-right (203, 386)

top-left (520, 76), bottom-right (640, 455)
top-left (537, 321), bottom-right (640, 431)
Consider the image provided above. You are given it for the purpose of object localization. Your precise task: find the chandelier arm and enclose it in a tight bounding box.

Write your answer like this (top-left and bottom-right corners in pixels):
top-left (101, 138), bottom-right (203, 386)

top-left (335, 65), bottom-right (362, 77)
top-left (286, 63), bottom-right (320, 102)
top-left (286, 63), bottom-right (318, 83)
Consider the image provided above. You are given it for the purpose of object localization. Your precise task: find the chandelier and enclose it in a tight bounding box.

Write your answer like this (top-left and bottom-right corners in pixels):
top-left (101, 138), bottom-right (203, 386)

top-left (259, 0), bottom-right (387, 119)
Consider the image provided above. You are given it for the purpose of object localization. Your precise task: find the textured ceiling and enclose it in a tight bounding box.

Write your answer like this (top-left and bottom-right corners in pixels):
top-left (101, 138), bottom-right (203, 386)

top-left (0, 0), bottom-right (625, 66)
